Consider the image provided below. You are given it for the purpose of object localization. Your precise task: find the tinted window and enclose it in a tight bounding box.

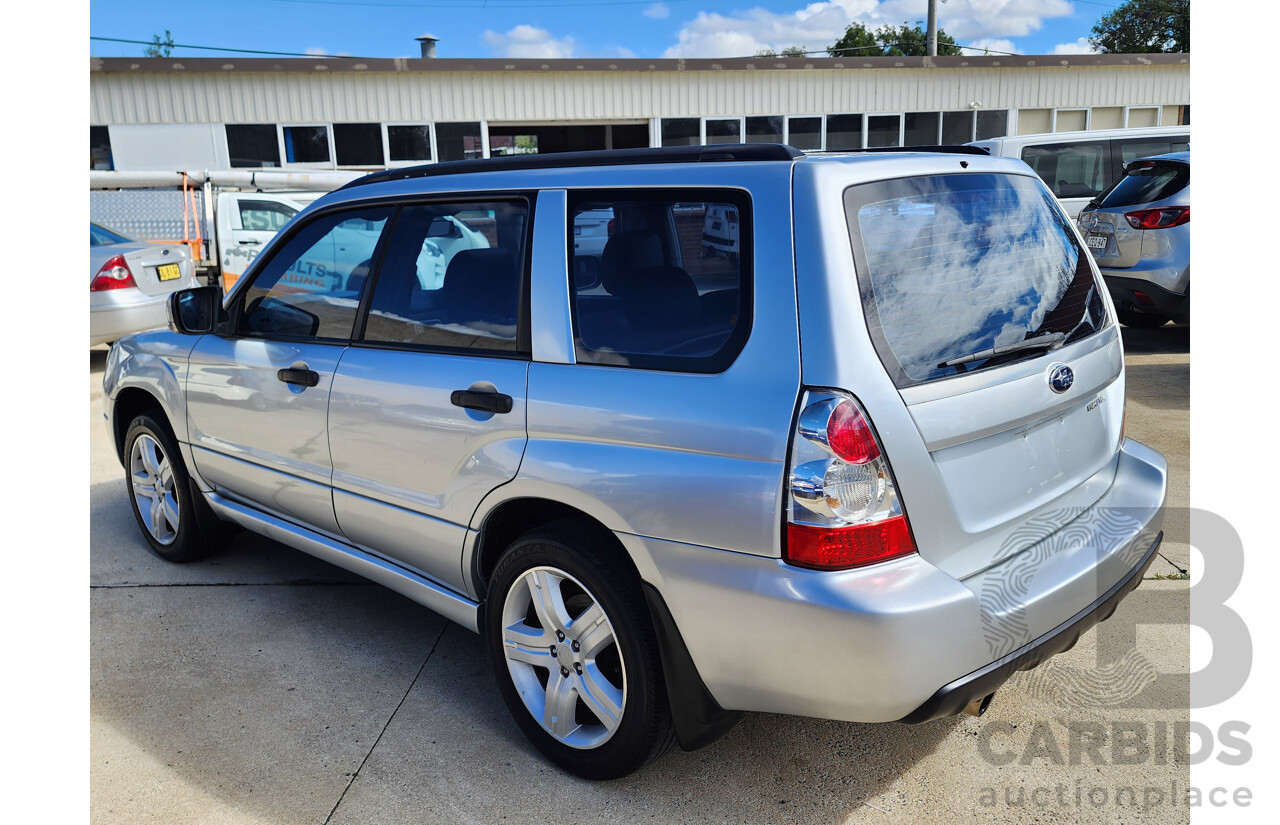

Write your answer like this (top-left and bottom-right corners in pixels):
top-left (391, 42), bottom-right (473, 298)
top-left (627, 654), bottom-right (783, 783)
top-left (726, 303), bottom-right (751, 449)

top-left (238, 200), bottom-right (297, 232)
top-left (91, 125), bottom-right (113, 170)
top-left (1098, 163), bottom-right (1189, 209)
top-left (1020, 141), bottom-right (1111, 199)
top-left (788, 117), bottom-right (822, 150)
top-left (239, 207), bottom-right (391, 340)
top-left (942, 111), bottom-right (973, 144)
top-left (827, 114), bottom-right (863, 150)
top-left (333, 123), bottom-right (383, 166)
top-left (845, 173), bottom-right (1106, 387)
top-left (362, 201), bottom-right (525, 353)
top-left (975, 110), bottom-right (1008, 140)
top-left (226, 124), bottom-right (280, 168)
top-left (435, 122), bottom-right (483, 161)
top-left (661, 118), bottom-right (700, 147)
top-left (284, 126), bottom-right (330, 163)
top-left (388, 125), bottom-right (432, 162)
top-left (705, 119), bottom-right (741, 144)
top-left (867, 115), bottom-right (901, 148)
top-left (90, 222), bottom-right (131, 246)
top-left (1115, 137), bottom-right (1189, 165)
top-left (746, 116), bottom-right (783, 144)
top-left (904, 112), bottom-right (940, 145)
top-left (568, 191), bottom-right (751, 372)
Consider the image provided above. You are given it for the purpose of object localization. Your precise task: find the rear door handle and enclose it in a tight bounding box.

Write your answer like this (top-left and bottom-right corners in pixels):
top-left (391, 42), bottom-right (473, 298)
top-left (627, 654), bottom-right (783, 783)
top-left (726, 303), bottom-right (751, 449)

top-left (277, 367), bottom-right (319, 387)
top-left (450, 389), bottom-right (513, 414)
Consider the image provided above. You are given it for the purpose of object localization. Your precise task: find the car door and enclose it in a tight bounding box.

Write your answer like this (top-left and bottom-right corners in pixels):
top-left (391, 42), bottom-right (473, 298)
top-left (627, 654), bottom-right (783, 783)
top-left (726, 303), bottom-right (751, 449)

top-left (327, 199), bottom-right (531, 592)
top-left (186, 205), bottom-right (394, 534)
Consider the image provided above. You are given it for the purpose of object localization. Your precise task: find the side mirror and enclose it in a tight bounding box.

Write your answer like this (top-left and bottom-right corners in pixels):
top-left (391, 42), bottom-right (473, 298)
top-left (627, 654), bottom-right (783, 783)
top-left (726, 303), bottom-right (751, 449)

top-left (167, 286), bottom-right (226, 335)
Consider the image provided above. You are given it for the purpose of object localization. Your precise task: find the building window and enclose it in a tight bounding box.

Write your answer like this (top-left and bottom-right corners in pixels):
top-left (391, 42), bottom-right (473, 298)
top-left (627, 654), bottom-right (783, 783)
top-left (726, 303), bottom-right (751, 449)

top-left (660, 118), bottom-right (700, 147)
top-left (705, 118), bottom-right (742, 144)
top-left (387, 125), bottom-right (433, 163)
top-left (333, 123), bottom-right (384, 166)
top-left (1016, 109), bottom-right (1052, 136)
top-left (226, 124), bottom-right (281, 168)
top-left (436, 122), bottom-right (484, 161)
top-left (941, 111), bottom-right (973, 144)
top-left (867, 114), bottom-right (902, 148)
top-left (1090, 107), bottom-right (1124, 130)
top-left (826, 114), bottom-right (863, 150)
top-left (746, 116), bottom-right (783, 144)
top-left (91, 125), bottom-right (113, 170)
top-left (283, 125), bottom-right (331, 164)
top-left (787, 116), bottom-right (822, 150)
top-left (904, 112), bottom-right (940, 145)
top-left (975, 110), bottom-right (1009, 140)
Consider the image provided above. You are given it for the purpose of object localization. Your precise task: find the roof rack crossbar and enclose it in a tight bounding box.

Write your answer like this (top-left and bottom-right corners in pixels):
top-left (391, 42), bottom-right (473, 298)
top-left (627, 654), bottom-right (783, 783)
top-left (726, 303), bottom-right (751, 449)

top-left (342, 144), bottom-right (804, 190)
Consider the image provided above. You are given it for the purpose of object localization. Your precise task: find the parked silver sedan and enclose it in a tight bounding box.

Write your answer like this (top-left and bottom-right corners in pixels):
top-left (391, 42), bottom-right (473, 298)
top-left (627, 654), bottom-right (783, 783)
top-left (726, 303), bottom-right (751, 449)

top-left (1076, 151), bottom-right (1190, 328)
top-left (90, 222), bottom-right (200, 345)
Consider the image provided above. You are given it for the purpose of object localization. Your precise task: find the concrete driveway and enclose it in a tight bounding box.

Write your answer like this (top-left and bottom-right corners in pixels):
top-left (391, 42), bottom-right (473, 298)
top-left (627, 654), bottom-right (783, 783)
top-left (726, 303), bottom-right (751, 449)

top-left (90, 324), bottom-right (1190, 824)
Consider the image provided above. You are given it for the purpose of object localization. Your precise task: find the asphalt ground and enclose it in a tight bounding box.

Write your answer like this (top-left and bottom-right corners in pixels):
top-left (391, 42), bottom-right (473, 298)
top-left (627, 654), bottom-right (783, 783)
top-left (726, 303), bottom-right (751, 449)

top-left (90, 323), bottom-right (1190, 824)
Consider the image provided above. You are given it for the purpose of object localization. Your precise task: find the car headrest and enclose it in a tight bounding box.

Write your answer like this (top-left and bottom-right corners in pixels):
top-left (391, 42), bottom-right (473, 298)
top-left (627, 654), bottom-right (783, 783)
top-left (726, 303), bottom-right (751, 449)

top-left (599, 230), bottom-right (664, 297)
top-left (441, 248), bottom-right (518, 322)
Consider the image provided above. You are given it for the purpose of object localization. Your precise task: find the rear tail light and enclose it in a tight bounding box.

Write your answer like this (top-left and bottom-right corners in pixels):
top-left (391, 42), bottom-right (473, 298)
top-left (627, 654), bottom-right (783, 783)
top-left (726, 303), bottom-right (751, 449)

top-left (785, 391), bottom-right (916, 570)
top-left (91, 255), bottom-right (137, 292)
top-left (1125, 206), bottom-right (1189, 230)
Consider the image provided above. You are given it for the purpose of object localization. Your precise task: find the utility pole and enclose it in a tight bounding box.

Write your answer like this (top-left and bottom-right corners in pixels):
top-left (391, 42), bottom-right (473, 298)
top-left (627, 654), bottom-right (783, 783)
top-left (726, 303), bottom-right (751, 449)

top-left (926, 0), bottom-right (938, 57)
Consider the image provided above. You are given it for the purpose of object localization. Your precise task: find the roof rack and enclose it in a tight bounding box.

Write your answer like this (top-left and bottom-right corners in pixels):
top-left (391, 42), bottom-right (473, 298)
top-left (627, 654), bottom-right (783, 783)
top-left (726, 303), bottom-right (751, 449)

top-left (820, 145), bottom-right (991, 156)
top-left (342, 144), bottom-right (805, 190)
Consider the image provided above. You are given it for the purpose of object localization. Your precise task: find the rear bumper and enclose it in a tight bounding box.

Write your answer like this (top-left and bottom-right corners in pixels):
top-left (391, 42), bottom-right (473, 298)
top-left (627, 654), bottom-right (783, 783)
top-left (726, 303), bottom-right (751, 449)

top-left (627, 438), bottom-right (1166, 723)
top-left (90, 293), bottom-right (169, 345)
top-left (1103, 273), bottom-right (1189, 322)
top-left (898, 529), bottom-right (1161, 722)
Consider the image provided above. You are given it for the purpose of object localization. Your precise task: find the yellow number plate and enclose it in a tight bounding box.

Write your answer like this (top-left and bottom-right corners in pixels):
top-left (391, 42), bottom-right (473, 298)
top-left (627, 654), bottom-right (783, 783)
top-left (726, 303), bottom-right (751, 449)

top-left (157, 263), bottom-right (182, 281)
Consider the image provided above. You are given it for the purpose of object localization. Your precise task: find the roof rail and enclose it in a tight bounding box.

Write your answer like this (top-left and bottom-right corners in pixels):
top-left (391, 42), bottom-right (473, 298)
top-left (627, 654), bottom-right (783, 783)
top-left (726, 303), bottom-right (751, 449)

top-left (820, 145), bottom-right (991, 156)
top-left (342, 143), bottom-right (805, 190)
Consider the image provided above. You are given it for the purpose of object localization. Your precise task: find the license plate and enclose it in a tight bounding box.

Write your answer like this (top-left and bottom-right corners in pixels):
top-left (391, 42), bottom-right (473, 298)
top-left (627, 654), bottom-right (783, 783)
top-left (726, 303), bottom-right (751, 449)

top-left (157, 263), bottom-right (182, 281)
top-left (1086, 235), bottom-right (1108, 250)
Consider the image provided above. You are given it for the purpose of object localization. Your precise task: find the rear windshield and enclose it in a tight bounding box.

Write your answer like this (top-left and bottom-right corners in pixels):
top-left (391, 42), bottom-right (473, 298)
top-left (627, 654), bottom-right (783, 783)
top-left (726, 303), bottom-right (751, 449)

top-left (845, 173), bottom-right (1106, 387)
top-left (1097, 163), bottom-right (1189, 209)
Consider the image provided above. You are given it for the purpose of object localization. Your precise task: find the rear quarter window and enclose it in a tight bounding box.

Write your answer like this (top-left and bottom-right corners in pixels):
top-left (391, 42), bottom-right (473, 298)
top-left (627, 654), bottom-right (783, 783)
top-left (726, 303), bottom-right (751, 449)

top-left (845, 173), bottom-right (1107, 387)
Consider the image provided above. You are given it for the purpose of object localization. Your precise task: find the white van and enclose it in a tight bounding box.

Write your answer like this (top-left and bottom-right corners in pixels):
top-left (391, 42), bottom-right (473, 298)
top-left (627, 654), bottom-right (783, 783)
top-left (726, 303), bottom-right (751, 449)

top-left (970, 126), bottom-right (1189, 218)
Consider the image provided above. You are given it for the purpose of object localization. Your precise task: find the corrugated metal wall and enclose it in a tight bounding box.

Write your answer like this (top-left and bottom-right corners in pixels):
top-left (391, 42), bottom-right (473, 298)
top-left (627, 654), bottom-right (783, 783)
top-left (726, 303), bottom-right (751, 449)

top-left (91, 64), bottom-right (1190, 125)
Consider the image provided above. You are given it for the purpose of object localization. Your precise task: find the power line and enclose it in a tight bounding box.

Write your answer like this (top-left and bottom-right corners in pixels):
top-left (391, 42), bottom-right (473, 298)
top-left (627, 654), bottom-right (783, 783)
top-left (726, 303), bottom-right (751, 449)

top-left (90, 36), bottom-right (377, 59)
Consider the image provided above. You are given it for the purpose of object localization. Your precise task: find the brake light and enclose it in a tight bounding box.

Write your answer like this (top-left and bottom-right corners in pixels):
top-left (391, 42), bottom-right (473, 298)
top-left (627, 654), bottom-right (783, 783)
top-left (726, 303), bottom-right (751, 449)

top-left (1125, 207), bottom-right (1189, 230)
top-left (91, 255), bottom-right (136, 292)
top-left (785, 391), bottom-right (917, 570)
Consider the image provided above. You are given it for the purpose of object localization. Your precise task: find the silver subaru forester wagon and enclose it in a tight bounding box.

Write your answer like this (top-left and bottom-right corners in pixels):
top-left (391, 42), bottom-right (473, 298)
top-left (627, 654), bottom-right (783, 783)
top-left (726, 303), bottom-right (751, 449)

top-left (103, 144), bottom-right (1167, 779)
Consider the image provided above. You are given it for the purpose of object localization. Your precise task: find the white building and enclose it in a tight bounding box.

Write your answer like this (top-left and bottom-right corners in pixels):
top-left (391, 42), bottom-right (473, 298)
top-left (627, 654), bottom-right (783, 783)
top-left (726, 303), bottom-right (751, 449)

top-left (89, 52), bottom-right (1189, 172)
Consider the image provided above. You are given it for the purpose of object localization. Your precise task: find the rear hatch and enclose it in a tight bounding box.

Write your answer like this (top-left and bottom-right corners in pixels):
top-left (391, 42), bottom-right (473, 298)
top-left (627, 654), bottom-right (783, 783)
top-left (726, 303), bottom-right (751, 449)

top-left (1076, 158), bottom-right (1190, 269)
top-left (840, 169), bottom-right (1124, 579)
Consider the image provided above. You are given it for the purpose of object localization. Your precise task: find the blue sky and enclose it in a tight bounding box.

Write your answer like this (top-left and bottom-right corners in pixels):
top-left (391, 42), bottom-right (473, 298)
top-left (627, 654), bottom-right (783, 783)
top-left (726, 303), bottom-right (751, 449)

top-left (89, 0), bottom-right (1125, 60)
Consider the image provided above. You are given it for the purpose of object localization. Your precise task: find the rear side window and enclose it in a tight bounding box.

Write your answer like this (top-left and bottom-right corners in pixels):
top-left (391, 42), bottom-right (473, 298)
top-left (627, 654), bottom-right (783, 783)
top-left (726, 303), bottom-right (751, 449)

top-left (1097, 163), bottom-right (1189, 208)
top-left (845, 173), bottom-right (1106, 387)
top-left (568, 190), bottom-right (751, 372)
top-left (1020, 141), bottom-right (1112, 199)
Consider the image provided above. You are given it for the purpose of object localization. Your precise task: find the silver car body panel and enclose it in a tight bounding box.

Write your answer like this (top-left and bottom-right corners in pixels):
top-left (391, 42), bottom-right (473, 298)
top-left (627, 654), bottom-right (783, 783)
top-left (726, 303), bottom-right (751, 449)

top-left (90, 240), bottom-right (199, 345)
top-left (103, 150), bottom-right (1168, 726)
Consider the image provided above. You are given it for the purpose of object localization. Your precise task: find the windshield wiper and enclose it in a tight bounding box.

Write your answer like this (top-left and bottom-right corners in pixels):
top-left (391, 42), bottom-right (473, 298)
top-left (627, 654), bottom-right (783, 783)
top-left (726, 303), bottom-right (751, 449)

top-left (938, 332), bottom-right (1066, 369)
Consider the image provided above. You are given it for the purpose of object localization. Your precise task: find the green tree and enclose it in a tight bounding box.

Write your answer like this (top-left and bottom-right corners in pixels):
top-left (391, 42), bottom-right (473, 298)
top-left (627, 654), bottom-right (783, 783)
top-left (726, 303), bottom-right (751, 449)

top-left (1089, 0), bottom-right (1189, 53)
top-left (756, 45), bottom-right (811, 58)
top-left (828, 21), bottom-right (962, 57)
top-left (145, 30), bottom-right (175, 58)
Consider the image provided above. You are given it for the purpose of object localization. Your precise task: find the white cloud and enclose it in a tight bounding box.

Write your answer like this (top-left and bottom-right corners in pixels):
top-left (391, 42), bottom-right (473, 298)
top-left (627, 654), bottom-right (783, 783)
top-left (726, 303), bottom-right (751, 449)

top-left (644, 2), bottom-right (671, 19)
top-left (483, 25), bottom-right (575, 59)
top-left (958, 38), bottom-right (1017, 56)
top-left (663, 0), bottom-right (1074, 58)
top-left (304, 47), bottom-right (328, 56)
top-left (1052, 37), bottom-right (1098, 55)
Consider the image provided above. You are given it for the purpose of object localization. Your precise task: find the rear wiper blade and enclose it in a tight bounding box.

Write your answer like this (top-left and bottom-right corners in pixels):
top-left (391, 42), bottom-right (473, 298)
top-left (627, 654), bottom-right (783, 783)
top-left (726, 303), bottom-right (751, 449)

top-left (938, 332), bottom-right (1066, 369)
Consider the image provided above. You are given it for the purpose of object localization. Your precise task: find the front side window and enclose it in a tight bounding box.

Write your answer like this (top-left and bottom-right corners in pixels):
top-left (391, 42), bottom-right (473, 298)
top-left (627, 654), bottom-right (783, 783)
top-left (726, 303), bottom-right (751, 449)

top-left (238, 207), bottom-right (392, 340)
top-left (238, 200), bottom-right (298, 232)
top-left (845, 173), bottom-right (1106, 387)
top-left (568, 190), bottom-right (751, 372)
top-left (362, 200), bottom-right (527, 353)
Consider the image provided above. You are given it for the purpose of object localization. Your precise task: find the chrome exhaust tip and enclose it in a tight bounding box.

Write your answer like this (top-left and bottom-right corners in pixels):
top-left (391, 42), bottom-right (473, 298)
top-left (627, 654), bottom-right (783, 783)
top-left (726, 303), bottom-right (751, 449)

top-left (964, 692), bottom-right (995, 717)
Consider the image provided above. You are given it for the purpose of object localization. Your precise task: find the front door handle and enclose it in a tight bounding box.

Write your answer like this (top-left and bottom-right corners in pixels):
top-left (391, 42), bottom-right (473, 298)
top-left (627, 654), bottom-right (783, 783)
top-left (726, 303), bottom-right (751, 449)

top-left (277, 367), bottom-right (319, 387)
top-left (451, 389), bottom-right (513, 414)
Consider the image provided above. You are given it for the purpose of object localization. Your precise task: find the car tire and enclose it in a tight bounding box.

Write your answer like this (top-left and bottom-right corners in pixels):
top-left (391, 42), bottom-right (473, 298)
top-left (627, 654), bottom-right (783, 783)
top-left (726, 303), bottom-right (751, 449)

top-left (485, 522), bottom-right (676, 780)
top-left (1118, 309), bottom-right (1169, 329)
top-left (124, 412), bottom-right (225, 563)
